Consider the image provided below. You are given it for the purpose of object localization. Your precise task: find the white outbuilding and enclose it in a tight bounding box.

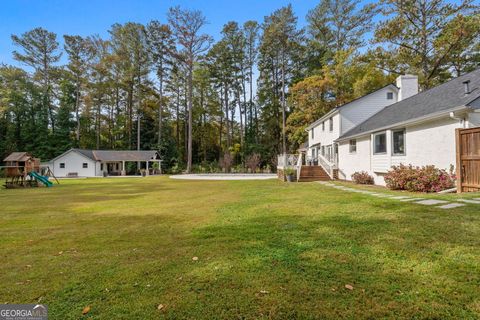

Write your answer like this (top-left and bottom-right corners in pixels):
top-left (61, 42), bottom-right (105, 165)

top-left (48, 149), bottom-right (161, 177)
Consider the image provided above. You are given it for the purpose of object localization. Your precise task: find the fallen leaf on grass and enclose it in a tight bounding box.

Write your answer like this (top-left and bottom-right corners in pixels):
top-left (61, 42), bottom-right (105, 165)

top-left (192, 257), bottom-right (199, 261)
top-left (82, 306), bottom-right (91, 315)
top-left (345, 284), bottom-right (354, 290)
top-left (259, 290), bottom-right (269, 294)
top-left (157, 304), bottom-right (165, 311)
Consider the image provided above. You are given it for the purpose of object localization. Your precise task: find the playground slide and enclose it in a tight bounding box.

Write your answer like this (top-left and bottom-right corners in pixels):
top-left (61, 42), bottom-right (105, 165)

top-left (29, 172), bottom-right (53, 187)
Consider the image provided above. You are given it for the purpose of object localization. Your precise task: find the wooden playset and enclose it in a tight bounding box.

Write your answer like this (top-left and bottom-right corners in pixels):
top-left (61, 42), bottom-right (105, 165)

top-left (2, 152), bottom-right (58, 189)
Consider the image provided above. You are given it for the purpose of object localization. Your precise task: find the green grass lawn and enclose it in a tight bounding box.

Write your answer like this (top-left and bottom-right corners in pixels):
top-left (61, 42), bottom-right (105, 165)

top-left (1, 177), bottom-right (479, 319)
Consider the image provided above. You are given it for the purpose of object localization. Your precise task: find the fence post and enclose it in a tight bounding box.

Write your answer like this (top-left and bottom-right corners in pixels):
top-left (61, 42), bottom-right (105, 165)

top-left (455, 128), bottom-right (462, 193)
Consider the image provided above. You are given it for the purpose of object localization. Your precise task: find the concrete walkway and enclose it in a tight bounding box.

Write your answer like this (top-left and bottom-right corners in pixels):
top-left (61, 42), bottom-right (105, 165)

top-left (170, 174), bottom-right (277, 180)
top-left (317, 181), bottom-right (479, 210)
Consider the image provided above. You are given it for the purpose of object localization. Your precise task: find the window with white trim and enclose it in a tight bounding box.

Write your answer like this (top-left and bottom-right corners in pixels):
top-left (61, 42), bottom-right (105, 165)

top-left (82, 163), bottom-right (88, 168)
top-left (392, 129), bottom-right (406, 155)
top-left (387, 92), bottom-right (394, 100)
top-left (373, 132), bottom-right (387, 154)
top-left (60, 163), bottom-right (65, 169)
top-left (311, 129), bottom-right (314, 139)
top-left (329, 117), bottom-right (333, 131)
top-left (349, 139), bottom-right (357, 153)
top-left (322, 121), bottom-right (325, 131)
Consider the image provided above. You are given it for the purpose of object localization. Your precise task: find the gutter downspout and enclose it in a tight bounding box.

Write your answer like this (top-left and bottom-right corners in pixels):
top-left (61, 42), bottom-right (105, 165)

top-left (449, 112), bottom-right (466, 128)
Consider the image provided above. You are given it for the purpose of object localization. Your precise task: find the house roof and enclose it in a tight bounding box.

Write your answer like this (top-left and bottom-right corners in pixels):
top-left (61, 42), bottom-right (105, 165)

top-left (305, 84), bottom-right (398, 130)
top-left (338, 68), bottom-right (480, 140)
top-left (52, 149), bottom-right (160, 162)
top-left (91, 150), bottom-right (160, 161)
top-left (3, 152), bottom-right (33, 162)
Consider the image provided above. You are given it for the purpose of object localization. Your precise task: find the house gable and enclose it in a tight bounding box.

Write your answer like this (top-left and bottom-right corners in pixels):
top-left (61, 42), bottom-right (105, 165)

top-left (339, 68), bottom-right (480, 141)
top-left (339, 85), bottom-right (398, 135)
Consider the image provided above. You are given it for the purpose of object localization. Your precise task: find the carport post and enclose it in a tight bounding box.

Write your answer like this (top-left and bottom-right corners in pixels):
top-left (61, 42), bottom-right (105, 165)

top-left (121, 161), bottom-right (126, 176)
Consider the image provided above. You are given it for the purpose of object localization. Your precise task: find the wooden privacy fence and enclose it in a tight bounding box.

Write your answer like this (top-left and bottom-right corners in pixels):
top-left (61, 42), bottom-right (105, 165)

top-left (456, 127), bottom-right (480, 193)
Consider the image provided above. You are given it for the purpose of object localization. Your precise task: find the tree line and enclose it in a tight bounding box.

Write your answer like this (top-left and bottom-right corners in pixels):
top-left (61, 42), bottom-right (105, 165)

top-left (0, 0), bottom-right (478, 172)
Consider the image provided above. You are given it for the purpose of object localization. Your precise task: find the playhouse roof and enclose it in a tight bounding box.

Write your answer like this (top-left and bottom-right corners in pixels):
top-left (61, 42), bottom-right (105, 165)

top-left (3, 152), bottom-right (33, 162)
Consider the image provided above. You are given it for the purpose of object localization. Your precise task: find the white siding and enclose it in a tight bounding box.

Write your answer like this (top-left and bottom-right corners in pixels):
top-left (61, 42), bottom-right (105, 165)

top-left (467, 112), bottom-right (480, 127)
top-left (307, 86), bottom-right (399, 159)
top-left (404, 118), bottom-right (459, 170)
top-left (308, 112), bottom-right (340, 153)
top-left (338, 117), bottom-right (462, 185)
top-left (51, 150), bottom-right (98, 177)
top-left (338, 136), bottom-right (372, 181)
top-left (339, 87), bottom-right (398, 134)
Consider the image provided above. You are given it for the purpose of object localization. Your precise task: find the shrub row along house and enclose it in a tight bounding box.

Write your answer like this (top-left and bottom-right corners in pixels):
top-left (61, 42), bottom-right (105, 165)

top-left (300, 68), bottom-right (480, 186)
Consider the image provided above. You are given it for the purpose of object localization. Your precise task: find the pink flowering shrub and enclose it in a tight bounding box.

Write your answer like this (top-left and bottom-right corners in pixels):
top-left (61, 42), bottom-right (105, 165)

top-left (384, 164), bottom-right (456, 193)
top-left (351, 171), bottom-right (375, 185)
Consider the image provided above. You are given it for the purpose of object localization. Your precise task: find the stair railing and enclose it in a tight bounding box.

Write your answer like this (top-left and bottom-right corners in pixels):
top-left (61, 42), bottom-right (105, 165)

top-left (317, 153), bottom-right (337, 179)
top-left (296, 153), bottom-right (303, 182)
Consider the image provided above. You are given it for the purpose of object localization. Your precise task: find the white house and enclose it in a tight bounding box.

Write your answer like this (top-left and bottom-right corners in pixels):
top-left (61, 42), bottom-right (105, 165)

top-left (335, 69), bottom-right (480, 185)
top-left (48, 149), bottom-right (161, 177)
top-left (305, 75), bottom-right (418, 171)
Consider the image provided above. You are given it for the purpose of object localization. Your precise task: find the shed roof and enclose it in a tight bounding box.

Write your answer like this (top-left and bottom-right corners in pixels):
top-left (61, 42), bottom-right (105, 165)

top-left (339, 68), bottom-right (480, 140)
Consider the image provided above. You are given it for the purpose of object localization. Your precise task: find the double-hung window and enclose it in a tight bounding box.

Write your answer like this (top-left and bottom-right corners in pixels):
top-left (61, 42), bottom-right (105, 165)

top-left (349, 139), bottom-right (357, 153)
top-left (392, 129), bottom-right (406, 156)
top-left (373, 132), bottom-right (387, 154)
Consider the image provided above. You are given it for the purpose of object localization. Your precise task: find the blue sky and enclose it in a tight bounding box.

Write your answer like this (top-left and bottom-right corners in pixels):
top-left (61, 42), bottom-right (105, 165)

top-left (0, 0), bottom-right (318, 66)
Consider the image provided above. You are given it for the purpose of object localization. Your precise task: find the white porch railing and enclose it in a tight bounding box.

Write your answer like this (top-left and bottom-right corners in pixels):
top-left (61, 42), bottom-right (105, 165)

top-left (296, 153), bottom-right (303, 181)
top-left (317, 154), bottom-right (337, 179)
top-left (277, 152), bottom-right (337, 180)
top-left (277, 154), bottom-right (299, 169)
top-left (305, 154), bottom-right (337, 179)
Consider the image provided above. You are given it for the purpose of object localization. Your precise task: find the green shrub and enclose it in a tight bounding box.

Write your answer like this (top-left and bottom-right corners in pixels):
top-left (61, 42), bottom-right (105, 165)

top-left (351, 171), bottom-right (374, 185)
top-left (284, 167), bottom-right (296, 176)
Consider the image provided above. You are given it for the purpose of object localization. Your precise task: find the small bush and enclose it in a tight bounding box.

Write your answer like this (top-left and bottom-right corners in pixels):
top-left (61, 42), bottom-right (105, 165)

top-left (351, 171), bottom-right (375, 185)
top-left (219, 152), bottom-right (233, 173)
top-left (384, 164), bottom-right (455, 193)
top-left (169, 163), bottom-right (184, 174)
top-left (245, 153), bottom-right (261, 173)
top-left (284, 167), bottom-right (296, 176)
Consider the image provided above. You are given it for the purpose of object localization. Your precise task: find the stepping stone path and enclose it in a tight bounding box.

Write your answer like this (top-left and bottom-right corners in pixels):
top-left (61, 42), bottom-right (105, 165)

top-left (438, 203), bottom-right (466, 209)
top-left (458, 199), bottom-right (480, 204)
top-left (416, 199), bottom-right (449, 205)
top-left (316, 181), bottom-right (478, 210)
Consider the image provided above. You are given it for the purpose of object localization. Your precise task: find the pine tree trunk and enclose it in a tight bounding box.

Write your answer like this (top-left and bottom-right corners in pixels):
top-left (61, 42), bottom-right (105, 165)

top-left (158, 75), bottom-right (163, 153)
top-left (281, 54), bottom-right (286, 156)
top-left (224, 83), bottom-right (231, 149)
top-left (187, 64), bottom-right (193, 173)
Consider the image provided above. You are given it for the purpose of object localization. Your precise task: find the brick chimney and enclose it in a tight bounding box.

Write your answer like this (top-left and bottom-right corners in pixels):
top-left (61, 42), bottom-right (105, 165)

top-left (396, 75), bottom-right (419, 101)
